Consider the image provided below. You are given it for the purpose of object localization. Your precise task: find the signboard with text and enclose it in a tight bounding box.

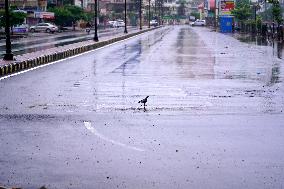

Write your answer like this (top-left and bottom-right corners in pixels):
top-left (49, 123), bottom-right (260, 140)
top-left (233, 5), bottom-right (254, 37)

top-left (34, 12), bottom-right (55, 19)
top-left (220, 0), bottom-right (235, 15)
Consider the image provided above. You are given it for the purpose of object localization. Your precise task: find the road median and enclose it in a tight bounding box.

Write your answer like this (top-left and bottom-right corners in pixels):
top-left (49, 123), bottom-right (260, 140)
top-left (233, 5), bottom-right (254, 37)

top-left (0, 27), bottom-right (160, 78)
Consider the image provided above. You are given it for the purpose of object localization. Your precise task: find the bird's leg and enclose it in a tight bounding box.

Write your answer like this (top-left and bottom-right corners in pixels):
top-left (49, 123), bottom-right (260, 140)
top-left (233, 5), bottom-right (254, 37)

top-left (143, 103), bottom-right (146, 111)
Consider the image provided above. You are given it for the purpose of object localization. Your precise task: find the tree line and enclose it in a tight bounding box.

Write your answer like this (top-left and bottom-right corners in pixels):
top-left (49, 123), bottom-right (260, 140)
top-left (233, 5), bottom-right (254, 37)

top-left (0, 5), bottom-right (94, 30)
top-left (232, 0), bottom-right (283, 25)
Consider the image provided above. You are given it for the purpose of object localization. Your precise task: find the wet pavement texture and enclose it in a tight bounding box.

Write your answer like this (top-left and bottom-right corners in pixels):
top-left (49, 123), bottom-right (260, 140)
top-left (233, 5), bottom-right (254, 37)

top-left (232, 33), bottom-right (284, 60)
top-left (0, 26), bottom-right (284, 189)
top-left (0, 27), bottom-right (136, 57)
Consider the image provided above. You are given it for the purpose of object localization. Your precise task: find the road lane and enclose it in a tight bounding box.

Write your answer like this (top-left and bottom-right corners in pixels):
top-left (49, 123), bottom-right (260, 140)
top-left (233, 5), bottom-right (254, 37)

top-left (0, 26), bottom-right (284, 189)
top-left (0, 27), bottom-right (137, 57)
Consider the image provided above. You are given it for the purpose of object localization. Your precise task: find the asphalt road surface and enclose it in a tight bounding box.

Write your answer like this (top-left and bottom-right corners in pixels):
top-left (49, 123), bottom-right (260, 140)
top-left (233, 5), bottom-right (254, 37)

top-left (0, 26), bottom-right (284, 189)
top-left (0, 27), bottom-right (137, 57)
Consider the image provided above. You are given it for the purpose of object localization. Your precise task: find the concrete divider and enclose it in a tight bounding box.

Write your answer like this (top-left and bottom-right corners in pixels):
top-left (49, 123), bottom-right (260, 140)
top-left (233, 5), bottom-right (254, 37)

top-left (0, 27), bottom-right (160, 77)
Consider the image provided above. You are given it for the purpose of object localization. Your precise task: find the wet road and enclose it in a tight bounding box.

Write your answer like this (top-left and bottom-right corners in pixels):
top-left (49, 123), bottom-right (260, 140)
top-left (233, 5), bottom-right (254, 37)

top-left (0, 27), bottom-right (136, 57)
top-left (233, 34), bottom-right (284, 60)
top-left (0, 26), bottom-right (284, 189)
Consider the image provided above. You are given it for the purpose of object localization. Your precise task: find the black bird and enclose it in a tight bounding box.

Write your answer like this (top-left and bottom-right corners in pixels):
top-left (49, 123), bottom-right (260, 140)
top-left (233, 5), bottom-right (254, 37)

top-left (138, 96), bottom-right (149, 108)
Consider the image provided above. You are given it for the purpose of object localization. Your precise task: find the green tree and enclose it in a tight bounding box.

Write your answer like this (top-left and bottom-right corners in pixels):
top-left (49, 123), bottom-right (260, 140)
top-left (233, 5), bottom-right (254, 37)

top-left (0, 9), bottom-right (5, 28)
top-left (65, 5), bottom-right (84, 22)
top-left (62, 0), bottom-right (74, 5)
top-left (48, 5), bottom-right (90, 27)
top-left (190, 12), bottom-right (200, 20)
top-left (0, 9), bottom-right (26, 34)
top-left (271, 1), bottom-right (283, 24)
top-left (83, 12), bottom-right (95, 23)
top-left (231, 0), bottom-right (251, 21)
top-left (10, 11), bottom-right (27, 26)
top-left (48, 7), bottom-right (72, 27)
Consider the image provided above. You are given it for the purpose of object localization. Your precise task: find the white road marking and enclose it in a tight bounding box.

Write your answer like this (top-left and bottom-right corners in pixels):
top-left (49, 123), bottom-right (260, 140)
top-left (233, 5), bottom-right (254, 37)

top-left (83, 121), bottom-right (145, 152)
top-left (0, 30), bottom-right (156, 81)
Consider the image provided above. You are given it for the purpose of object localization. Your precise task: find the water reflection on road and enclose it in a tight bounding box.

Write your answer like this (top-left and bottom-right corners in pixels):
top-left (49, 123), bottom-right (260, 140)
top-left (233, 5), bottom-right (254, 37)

top-left (0, 28), bottom-right (135, 57)
top-left (86, 26), bottom-right (284, 115)
top-left (175, 28), bottom-right (215, 79)
top-left (234, 34), bottom-right (283, 59)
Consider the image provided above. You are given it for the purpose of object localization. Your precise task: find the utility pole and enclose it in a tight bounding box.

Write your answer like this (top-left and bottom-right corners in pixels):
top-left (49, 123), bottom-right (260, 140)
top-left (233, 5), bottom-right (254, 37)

top-left (148, 0), bottom-right (151, 28)
top-left (161, 0), bottom-right (164, 25)
top-left (94, 0), bottom-right (99, 41)
top-left (140, 0), bottom-right (142, 30)
top-left (264, 0), bottom-right (267, 21)
top-left (158, 0), bottom-right (161, 24)
top-left (124, 0), bottom-right (128, 33)
top-left (3, 0), bottom-right (13, 61)
top-left (215, 0), bottom-right (219, 29)
top-left (154, 0), bottom-right (156, 18)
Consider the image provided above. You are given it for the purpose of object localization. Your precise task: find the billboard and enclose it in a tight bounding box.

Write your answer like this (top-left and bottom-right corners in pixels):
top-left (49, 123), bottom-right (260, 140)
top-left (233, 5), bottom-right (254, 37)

top-left (34, 12), bottom-right (55, 19)
top-left (220, 0), bottom-right (235, 15)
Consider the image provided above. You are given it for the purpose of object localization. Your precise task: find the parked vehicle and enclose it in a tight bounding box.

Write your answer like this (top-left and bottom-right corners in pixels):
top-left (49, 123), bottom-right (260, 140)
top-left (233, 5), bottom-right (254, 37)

top-left (150, 20), bottom-right (158, 27)
top-left (108, 20), bottom-right (126, 28)
top-left (108, 21), bottom-right (117, 27)
top-left (191, 20), bottom-right (206, 26)
top-left (116, 20), bottom-right (125, 27)
top-left (29, 23), bottom-right (59, 33)
top-left (58, 26), bottom-right (68, 32)
top-left (112, 20), bottom-right (125, 28)
top-left (12, 24), bottom-right (29, 33)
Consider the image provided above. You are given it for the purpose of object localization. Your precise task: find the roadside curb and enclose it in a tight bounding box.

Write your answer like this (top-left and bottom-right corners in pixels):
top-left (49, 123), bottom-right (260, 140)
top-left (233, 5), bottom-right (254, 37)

top-left (0, 27), bottom-right (160, 78)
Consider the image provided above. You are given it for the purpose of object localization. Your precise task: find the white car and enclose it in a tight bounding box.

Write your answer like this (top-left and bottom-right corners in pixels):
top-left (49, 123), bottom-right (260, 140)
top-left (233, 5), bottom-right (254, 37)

top-left (113, 20), bottom-right (125, 28)
top-left (150, 20), bottom-right (158, 27)
top-left (30, 23), bottom-right (59, 33)
top-left (191, 20), bottom-right (206, 26)
top-left (108, 21), bottom-right (116, 27)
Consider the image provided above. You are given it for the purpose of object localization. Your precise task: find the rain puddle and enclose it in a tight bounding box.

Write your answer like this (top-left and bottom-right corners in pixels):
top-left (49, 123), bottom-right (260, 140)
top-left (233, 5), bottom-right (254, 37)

top-left (233, 33), bottom-right (283, 59)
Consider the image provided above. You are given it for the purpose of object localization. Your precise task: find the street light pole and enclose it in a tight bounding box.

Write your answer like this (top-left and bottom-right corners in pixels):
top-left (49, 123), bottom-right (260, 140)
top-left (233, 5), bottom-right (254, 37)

top-left (148, 0), bottom-right (151, 28)
top-left (161, 0), bottom-right (164, 25)
top-left (215, 0), bottom-right (219, 29)
top-left (139, 0), bottom-right (142, 30)
top-left (124, 0), bottom-right (128, 33)
top-left (93, 0), bottom-right (99, 41)
top-left (3, 0), bottom-right (13, 61)
top-left (154, 0), bottom-right (156, 18)
top-left (158, 0), bottom-right (162, 25)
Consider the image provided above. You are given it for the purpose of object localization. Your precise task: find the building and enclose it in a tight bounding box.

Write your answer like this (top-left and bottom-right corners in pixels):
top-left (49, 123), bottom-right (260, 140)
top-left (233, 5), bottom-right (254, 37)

top-left (0, 0), bottom-right (40, 9)
top-left (105, 0), bottom-right (139, 14)
top-left (0, 0), bottom-right (55, 25)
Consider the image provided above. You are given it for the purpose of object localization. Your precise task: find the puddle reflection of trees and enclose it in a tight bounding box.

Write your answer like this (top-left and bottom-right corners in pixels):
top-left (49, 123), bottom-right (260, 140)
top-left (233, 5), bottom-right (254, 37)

top-left (232, 34), bottom-right (282, 85)
top-left (236, 34), bottom-right (283, 59)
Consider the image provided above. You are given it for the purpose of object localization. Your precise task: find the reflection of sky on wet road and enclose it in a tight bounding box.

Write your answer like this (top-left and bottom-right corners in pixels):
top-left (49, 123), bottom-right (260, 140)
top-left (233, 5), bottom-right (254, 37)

top-left (1, 26), bottom-right (284, 189)
top-left (81, 26), bottom-right (284, 115)
top-left (1, 26), bottom-right (282, 116)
